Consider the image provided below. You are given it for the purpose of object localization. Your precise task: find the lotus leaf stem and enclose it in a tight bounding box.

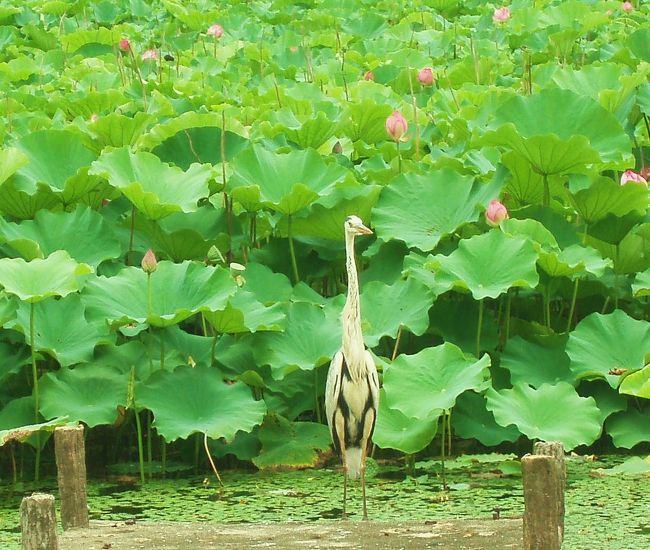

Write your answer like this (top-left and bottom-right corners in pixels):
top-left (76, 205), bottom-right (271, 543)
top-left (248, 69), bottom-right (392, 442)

top-left (134, 408), bottom-right (145, 484)
top-left (287, 215), bottom-right (300, 283)
top-left (476, 298), bottom-right (484, 358)
top-left (566, 278), bottom-right (580, 332)
top-left (30, 301), bottom-right (40, 481)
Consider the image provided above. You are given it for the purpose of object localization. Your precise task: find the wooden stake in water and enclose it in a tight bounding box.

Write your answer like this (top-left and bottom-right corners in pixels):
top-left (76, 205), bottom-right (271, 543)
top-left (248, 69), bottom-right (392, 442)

top-left (20, 493), bottom-right (59, 550)
top-left (54, 425), bottom-right (89, 530)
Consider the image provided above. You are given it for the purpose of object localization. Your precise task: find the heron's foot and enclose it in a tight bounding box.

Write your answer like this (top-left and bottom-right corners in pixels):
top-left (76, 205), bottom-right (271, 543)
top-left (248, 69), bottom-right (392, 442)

top-left (341, 511), bottom-right (348, 521)
top-left (362, 513), bottom-right (369, 521)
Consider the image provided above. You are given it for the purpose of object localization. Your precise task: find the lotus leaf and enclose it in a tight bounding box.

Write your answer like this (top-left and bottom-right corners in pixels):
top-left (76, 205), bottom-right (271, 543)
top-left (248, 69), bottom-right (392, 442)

top-left (373, 389), bottom-right (439, 454)
top-left (501, 335), bottom-right (573, 388)
top-left (360, 278), bottom-right (434, 347)
top-left (137, 365), bottom-right (266, 442)
top-left (383, 343), bottom-right (491, 419)
top-left (11, 295), bottom-right (111, 367)
top-left (432, 230), bottom-right (539, 300)
top-left (39, 366), bottom-right (127, 427)
top-left (340, 100), bottom-right (394, 144)
top-left (578, 381), bottom-right (627, 424)
top-left (89, 112), bottom-right (153, 149)
top-left (572, 177), bottom-right (648, 224)
top-left (89, 147), bottom-right (213, 219)
top-left (632, 268), bottom-right (650, 297)
top-left (486, 382), bottom-right (602, 449)
top-left (0, 206), bottom-right (122, 265)
top-left (0, 250), bottom-right (92, 303)
top-left (538, 244), bottom-right (611, 279)
top-left (82, 261), bottom-right (237, 328)
top-left (373, 169), bottom-right (503, 251)
top-left (229, 145), bottom-right (350, 215)
top-left (483, 89), bottom-right (632, 173)
top-left (253, 301), bottom-right (341, 379)
top-left (606, 409), bottom-right (650, 449)
top-left (452, 391), bottom-right (520, 446)
top-left (0, 147), bottom-right (29, 185)
top-left (618, 365), bottom-right (650, 400)
top-left (240, 262), bottom-right (293, 305)
top-left (566, 310), bottom-right (650, 388)
top-left (204, 290), bottom-right (286, 334)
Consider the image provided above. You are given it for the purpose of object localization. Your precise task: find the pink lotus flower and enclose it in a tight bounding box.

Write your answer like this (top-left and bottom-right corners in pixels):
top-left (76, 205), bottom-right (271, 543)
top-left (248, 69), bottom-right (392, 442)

top-left (492, 7), bottom-right (511, 23)
top-left (118, 38), bottom-right (131, 51)
top-left (620, 170), bottom-right (647, 185)
top-left (622, 1), bottom-right (633, 13)
top-left (363, 70), bottom-right (374, 81)
top-left (141, 249), bottom-right (158, 273)
top-left (90, 113), bottom-right (99, 123)
top-left (207, 24), bottom-right (224, 38)
top-left (141, 49), bottom-right (158, 61)
top-left (485, 200), bottom-right (509, 226)
top-left (418, 67), bottom-right (435, 86)
top-left (385, 111), bottom-right (408, 142)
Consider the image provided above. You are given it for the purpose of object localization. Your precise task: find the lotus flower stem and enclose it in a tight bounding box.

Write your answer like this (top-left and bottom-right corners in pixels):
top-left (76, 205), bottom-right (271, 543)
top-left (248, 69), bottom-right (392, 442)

top-left (128, 206), bottom-right (136, 265)
top-left (203, 433), bottom-right (224, 487)
top-left (134, 408), bottom-right (145, 483)
top-left (447, 410), bottom-right (452, 455)
top-left (397, 140), bottom-right (402, 174)
top-left (440, 411), bottom-right (448, 491)
top-left (566, 278), bottom-right (580, 332)
top-left (391, 324), bottom-right (403, 361)
top-left (476, 298), bottom-right (484, 358)
top-left (287, 215), bottom-right (300, 283)
top-left (407, 69), bottom-right (421, 161)
top-left (221, 109), bottom-right (232, 262)
top-left (30, 302), bottom-right (41, 481)
top-left (542, 173), bottom-right (550, 207)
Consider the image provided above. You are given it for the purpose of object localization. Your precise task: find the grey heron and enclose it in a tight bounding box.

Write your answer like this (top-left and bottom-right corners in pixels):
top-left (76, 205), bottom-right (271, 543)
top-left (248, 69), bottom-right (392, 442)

top-left (325, 215), bottom-right (380, 520)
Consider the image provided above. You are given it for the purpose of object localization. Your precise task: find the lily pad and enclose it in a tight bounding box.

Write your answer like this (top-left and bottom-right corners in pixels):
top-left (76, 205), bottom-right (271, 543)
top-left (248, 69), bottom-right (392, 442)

top-left (383, 343), bottom-right (491, 419)
top-left (486, 382), bottom-right (602, 449)
top-left (432, 230), bottom-right (539, 300)
top-left (566, 310), bottom-right (650, 388)
top-left (39, 366), bottom-right (127, 427)
top-left (253, 414), bottom-right (331, 469)
top-left (372, 169), bottom-right (502, 251)
top-left (82, 261), bottom-right (237, 328)
top-left (137, 365), bottom-right (266, 442)
top-left (89, 147), bottom-right (213, 219)
top-left (0, 250), bottom-right (92, 303)
top-left (373, 389), bottom-right (439, 454)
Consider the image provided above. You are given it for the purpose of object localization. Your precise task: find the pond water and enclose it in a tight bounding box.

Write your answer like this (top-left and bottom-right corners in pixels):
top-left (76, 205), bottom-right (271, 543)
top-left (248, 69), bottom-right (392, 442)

top-left (0, 454), bottom-right (646, 549)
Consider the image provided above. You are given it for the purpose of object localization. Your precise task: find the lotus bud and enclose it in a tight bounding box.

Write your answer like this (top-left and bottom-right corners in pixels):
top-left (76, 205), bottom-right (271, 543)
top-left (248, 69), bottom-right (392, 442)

top-left (622, 1), bottom-right (633, 13)
top-left (118, 38), bottom-right (131, 51)
top-left (207, 24), bottom-right (224, 38)
top-left (492, 7), bottom-right (511, 23)
top-left (485, 199), bottom-right (509, 226)
top-left (385, 111), bottom-right (408, 142)
top-left (90, 113), bottom-right (99, 123)
top-left (141, 249), bottom-right (158, 273)
top-left (363, 70), bottom-right (374, 81)
top-left (141, 49), bottom-right (158, 61)
top-left (620, 170), bottom-right (647, 186)
top-left (418, 67), bottom-right (435, 86)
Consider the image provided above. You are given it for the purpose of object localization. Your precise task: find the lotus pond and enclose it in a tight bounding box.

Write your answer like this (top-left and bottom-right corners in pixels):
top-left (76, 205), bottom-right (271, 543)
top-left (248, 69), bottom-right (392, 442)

top-left (1, 454), bottom-right (649, 549)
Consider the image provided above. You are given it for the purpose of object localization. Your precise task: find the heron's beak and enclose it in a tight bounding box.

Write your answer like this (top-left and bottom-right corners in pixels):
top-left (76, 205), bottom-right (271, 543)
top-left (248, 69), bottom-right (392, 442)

top-left (358, 223), bottom-right (373, 235)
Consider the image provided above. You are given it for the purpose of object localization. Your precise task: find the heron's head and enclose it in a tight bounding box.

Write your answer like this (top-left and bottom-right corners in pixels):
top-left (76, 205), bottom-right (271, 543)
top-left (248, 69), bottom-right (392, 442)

top-left (344, 215), bottom-right (373, 236)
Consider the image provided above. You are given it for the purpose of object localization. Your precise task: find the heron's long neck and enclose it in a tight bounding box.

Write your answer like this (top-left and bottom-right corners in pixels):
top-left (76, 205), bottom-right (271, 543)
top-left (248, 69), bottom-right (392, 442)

top-left (342, 232), bottom-right (365, 374)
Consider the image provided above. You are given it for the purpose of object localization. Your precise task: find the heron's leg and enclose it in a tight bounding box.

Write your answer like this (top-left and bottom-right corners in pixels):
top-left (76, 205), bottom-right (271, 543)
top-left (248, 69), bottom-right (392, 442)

top-left (342, 469), bottom-right (348, 520)
top-left (361, 465), bottom-right (368, 520)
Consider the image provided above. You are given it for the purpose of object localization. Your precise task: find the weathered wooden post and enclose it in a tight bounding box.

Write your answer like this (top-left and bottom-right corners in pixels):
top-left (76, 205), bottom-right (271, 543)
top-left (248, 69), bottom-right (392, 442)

top-left (20, 493), bottom-right (59, 550)
top-left (54, 425), bottom-right (89, 529)
top-left (522, 441), bottom-right (565, 550)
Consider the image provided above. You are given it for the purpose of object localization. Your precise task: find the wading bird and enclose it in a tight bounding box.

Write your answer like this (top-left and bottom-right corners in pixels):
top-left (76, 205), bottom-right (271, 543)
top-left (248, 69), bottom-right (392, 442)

top-left (325, 215), bottom-right (380, 520)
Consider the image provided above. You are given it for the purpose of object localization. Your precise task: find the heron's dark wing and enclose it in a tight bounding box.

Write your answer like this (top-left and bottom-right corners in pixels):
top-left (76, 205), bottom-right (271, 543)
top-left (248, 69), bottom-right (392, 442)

top-left (364, 350), bottom-right (379, 413)
top-left (325, 350), bottom-right (344, 445)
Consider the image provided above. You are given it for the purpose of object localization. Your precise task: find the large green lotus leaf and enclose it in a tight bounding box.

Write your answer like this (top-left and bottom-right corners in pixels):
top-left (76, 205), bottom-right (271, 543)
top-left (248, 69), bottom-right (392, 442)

top-left (229, 145), bottom-right (350, 215)
top-left (384, 343), bottom-right (491, 419)
top-left (578, 381), bottom-right (627, 425)
top-left (361, 278), bottom-right (434, 347)
top-left (0, 206), bottom-right (122, 265)
top-left (253, 301), bottom-right (341, 379)
top-left (482, 89), bottom-right (632, 173)
top-left (538, 244), bottom-right (611, 279)
top-left (618, 365), bottom-right (650, 399)
top-left (452, 391), bottom-right (520, 446)
top-left (502, 152), bottom-right (570, 207)
top-left (204, 290), bottom-right (286, 334)
top-left (606, 409), bottom-right (650, 449)
top-left (373, 389), bottom-right (439, 454)
top-left (432, 230), bottom-right (539, 300)
top-left (39, 366), bottom-right (127, 427)
top-left (628, 28), bottom-right (650, 62)
top-left (572, 177), bottom-right (649, 224)
top-left (252, 414), bottom-right (331, 469)
top-left (82, 261), bottom-right (237, 328)
top-left (373, 169), bottom-right (503, 251)
top-left (11, 294), bottom-right (111, 367)
top-left (14, 129), bottom-right (97, 192)
top-left (138, 365), bottom-right (266, 442)
top-left (0, 402), bottom-right (67, 449)
top-left (89, 112), bottom-right (153, 149)
top-left (501, 218), bottom-right (558, 251)
top-left (89, 147), bottom-right (212, 219)
top-left (0, 250), bottom-right (92, 303)
top-left (264, 110), bottom-right (337, 150)
top-left (486, 382), bottom-right (602, 449)
top-left (0, 147), bottom-right (29, 185)
top-left (340, 100), bottom-right (394, 143)
top-left (240, 262), bottom-right (293, 305)
top-left (566, 310), bottom-right (650, 388)
top-left (0, 294), bottom-right (18, 326)
top-left (501, 335), bottom-right (573, 388)
top-left (632, 268), bottom-right (650, 297)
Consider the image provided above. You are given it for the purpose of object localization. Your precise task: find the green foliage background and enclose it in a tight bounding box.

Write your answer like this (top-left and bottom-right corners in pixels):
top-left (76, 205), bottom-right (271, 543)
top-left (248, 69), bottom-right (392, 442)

top-left (0, 0), bottom-right (649, 477)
